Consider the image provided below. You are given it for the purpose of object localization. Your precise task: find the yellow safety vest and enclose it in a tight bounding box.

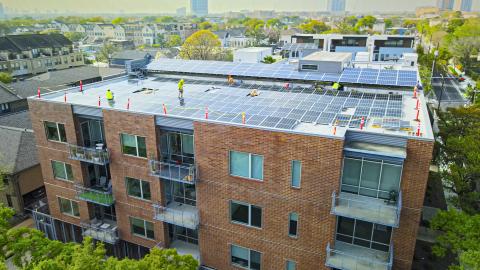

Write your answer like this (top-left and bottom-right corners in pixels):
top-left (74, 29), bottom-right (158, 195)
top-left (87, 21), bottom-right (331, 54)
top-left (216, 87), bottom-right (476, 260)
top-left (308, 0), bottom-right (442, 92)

top-left (106, 91), bottom-right (113, 100)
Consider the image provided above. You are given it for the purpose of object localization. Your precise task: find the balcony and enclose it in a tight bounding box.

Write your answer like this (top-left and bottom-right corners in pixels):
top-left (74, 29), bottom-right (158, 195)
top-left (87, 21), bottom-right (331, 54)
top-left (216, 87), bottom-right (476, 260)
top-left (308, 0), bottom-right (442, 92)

top-left (326, 241), bottom-right (393, 270)
top-left (331, 191), bottom-right (402, 227)
top-left (81, 219), bottom-right (119, 244)
top-left (171, 240), bottom-right (200, 261)
top-left (153, 202), bottom-right (199, 230)
top-left (75, 184), bottom-right (114, 206)
top-left (149, 160), bottom-right (196, 184)
top-left (68, 144), bottom-right (109, 165)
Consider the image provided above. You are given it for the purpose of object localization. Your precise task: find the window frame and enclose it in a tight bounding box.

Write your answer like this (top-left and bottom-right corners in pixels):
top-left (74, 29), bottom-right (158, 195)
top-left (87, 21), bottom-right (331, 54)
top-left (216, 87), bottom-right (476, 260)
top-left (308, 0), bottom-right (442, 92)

top-left (286, 260), bottom-right (296, 270)
top-left (230, 244), bottom-right (262, 270)
top-left (51, 160), bottom-right (73, 182)
top-left (335, 216), bottom-right (392, 252)
top-left (288, 212), bottom-right (299, 238)
top-left (129, 216), bottom-right (155, 240)
top-left (44, 121), bottom-right (67, 143)
top-left (125, 177), bottom-right (151, 201)
top-left (229, 151), bottom-right (264, 181)
top-left (120, 133), bottom-right (147, 158)
top-left (230, 200), bottom-right (262, 229)
top-left (290, 160), bottom-right (302, 188)
top-left (340, 157), bottom-right (403, 199)
top-left (57, 196), bottom-right (80, 218)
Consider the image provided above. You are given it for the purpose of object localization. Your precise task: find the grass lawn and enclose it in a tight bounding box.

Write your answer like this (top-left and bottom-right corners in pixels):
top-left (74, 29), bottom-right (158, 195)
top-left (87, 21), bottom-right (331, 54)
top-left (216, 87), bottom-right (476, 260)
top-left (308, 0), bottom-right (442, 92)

top-left (78, 191), bottom-right (114, 205)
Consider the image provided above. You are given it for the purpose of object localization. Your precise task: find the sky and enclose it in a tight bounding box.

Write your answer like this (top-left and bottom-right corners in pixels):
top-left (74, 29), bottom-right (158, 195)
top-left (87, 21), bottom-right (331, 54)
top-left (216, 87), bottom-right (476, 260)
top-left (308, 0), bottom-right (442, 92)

top-left (1, 0), bottom-right (473, 14)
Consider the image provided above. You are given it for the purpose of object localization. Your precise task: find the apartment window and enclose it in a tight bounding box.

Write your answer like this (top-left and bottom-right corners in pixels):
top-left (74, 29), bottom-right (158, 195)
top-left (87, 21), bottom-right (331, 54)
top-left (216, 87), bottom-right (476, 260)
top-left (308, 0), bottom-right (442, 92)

top-left (301, 64), bottom-right (318, 70)
top-left (288, 212), bottom-right (298, 237)
top-left (231, 244), bottom-right (261, 270)
top-left (0, 103), bottom-right (10, 112)
top-left (230, 201), bottom-right (262, 228)
top-left (286, 260), bottom-right (296, 270)
top-left (229, 151), bottom-right (263, 180)
top-left (120, 133), bottom-right (147, 158)
top-left (129, 217), bottom-right (154, 239)
top-left (51, 160), bottom-right (73, 181)
top-left (44, 121), bottom-right (67, 142)
top-left (58, 197), bottom-right (79, 217)
top-left (336, 216), bottom-right (392, 252)
top-left (126, 177), bottom-right (151, 200)
top-left (341, 157), bottom-right (402, 200)
top-left (291, 160), bottom-right (301, 188)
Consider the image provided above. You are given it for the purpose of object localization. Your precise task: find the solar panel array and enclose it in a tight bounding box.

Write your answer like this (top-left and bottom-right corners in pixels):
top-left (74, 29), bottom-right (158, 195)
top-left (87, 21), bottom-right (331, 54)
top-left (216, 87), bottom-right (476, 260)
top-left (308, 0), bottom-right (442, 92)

top-left (281, 43), bottom-right (319, 51)
top-left (149, 77), bottom-right (405, 131)
top-left (146, 59), bottom-right (418, 87)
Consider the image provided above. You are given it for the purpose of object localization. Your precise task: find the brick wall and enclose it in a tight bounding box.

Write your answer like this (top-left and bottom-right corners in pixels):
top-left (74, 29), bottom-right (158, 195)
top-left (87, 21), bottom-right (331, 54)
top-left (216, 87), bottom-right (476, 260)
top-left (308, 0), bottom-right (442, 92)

top-left (194, 122), bottom-right (344, 270)
top-left (392, 139), bottom-right (434, 270)
top-left (28, 99), bottom-right (91, 224)
top-left (102, 110), bottom-right (168, 249)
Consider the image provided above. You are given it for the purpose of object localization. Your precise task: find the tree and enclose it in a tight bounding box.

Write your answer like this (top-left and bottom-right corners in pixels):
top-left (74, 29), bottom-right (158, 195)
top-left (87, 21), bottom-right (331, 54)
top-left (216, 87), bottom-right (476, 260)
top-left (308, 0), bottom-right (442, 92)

top-left (299, 20), bottom-right (330, 34)
top-left (199, 21), bottom-right (213, 30)
top-left (180, 30), bottom-right (221, 60)
top-left (166, 35), bottom-right (182, 48)
top-left (0, 73), bottom-right (12, 84)
top-left (261, 56), bottom-right (276, 64)
top-left (356, 15), bottom-right (377, 30)
top-left (449, 37), bottom-right (480, 74)
top-left (384, 19), bottom-right (393, 29)
top-left (155, 16), bottom-right (176, 24)
top-left (79, 17), bottom-right (104, 24)
top-left (64, 32), bottom-right (86, 42)
top-left (0, 205), bottom-right (198, 270)
top-left (111, 17), bottom-right (127, 25)
top-left (96, 44), bottom-right (118, 63)
top-left (430, 210), bottom-right (480, 270)
top-left (244, 18), bottom-right (266, 45)
top-left (436, 104), bottom-right (480, 214)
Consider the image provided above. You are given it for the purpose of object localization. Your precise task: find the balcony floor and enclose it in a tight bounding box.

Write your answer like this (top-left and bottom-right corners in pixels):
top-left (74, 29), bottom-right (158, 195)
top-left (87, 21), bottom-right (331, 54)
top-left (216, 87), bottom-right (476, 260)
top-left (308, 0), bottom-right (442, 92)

top-left (170, 240), bottom-right (200, 261)
top-left (155, 202), bottom-right (198, 230)
top-left (77, 188), bottom-right (114, 206)
top-left (82, 220), bottom-right (118, 244)
top-left (327, 241), bottom-right (389, 270)
top-left (333, 192), bottom-right (397, 226)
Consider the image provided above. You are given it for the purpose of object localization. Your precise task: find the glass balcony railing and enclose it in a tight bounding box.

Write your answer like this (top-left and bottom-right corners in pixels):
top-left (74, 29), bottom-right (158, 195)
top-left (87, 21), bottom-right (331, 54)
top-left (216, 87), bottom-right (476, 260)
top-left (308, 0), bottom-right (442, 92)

top-left (81, 219), bottom-right (119, 244)
top-left (75, 184), bottom-right (114, 206)
top-left (68, 144), bottom-right (109, 165)
top-left (152, 202), bottom-right (199, 230)
top-left (149, 160), bottom-right (196, 184)
top-left (331, 191), bottom-right (402, 227)
top-left (326, 241), bottom-right (393, 270)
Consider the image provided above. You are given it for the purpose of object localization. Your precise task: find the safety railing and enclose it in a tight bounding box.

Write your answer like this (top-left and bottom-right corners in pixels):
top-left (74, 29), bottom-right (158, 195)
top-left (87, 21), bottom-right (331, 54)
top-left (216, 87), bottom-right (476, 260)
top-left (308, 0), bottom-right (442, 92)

top-left (331, 191), bottom-right (402, 227)
top-left (325, 242), bottom-right (393, 270)
top-left (152, 203), bottom-right (199, 230)
top-left (75, 184), bottom-right (114, 206)
top-left (81, 220), bottom-right (119, 244)
top-left (149, 160), bottom-right (197, 184)
top-left (68, 144), bottom-right (109, 165)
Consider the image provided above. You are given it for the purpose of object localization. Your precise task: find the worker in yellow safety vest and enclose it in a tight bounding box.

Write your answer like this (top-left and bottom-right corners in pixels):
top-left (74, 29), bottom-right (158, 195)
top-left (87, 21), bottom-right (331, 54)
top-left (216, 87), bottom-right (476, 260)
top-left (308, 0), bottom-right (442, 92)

top-left (178, 79), bottom-right (185, 98)
top-left (106, 89), bottom-right (114, 100)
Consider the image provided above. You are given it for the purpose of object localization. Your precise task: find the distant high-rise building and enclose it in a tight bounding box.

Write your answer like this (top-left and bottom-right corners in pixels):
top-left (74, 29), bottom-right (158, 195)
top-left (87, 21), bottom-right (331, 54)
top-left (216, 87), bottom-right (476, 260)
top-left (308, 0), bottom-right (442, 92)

top-left (176, 7), bottom-right (187, 17)
top-left (328, 0), bottom-right (346, 12)
top-left (437, 0), bottom-right (454, 10)
top-left (0, 3), bottom-right (5, 19)
top-left (454, 0), bottom-right (473, 11)
top-left (190, 0), bottom-right (208, 17)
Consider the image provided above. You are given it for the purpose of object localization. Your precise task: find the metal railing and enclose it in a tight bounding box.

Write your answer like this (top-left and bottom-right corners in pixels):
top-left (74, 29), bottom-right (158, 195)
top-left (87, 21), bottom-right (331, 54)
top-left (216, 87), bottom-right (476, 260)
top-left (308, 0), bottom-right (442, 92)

top-left (326, 242), bottom-right (393, 270)
top-left (149, 160), bottom-right (197, 184)
top-left (75, 184), bottom-right (114, 206)
top-left (152, 203), bottom-right (199, 230)
top-left (331, 191), bottom-right (402, 227)
top-left (81, 220), bottom-right (119, 244)
top-left (68, 144), bottom-right (109, 165)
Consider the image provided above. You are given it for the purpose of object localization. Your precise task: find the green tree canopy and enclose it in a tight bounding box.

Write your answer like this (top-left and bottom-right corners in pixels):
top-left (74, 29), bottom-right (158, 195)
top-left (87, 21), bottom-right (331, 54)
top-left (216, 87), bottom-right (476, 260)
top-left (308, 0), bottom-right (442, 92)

top-left (180, 30), bottom-right (221, 60)
top-left (64, 32), bottom-right (86, 42)
top-left (111, 17), bottom-right (127, 25)
top-left (166, 34), bottom-right (182, 48)
top-left (244, 18), bottom-right (266, 45)
top-left (299, 19), bottom-right (330, 34)
top-left (0, 73), bottom-right (12, 84)
top-left (155, 16), bottom-right (177, 24)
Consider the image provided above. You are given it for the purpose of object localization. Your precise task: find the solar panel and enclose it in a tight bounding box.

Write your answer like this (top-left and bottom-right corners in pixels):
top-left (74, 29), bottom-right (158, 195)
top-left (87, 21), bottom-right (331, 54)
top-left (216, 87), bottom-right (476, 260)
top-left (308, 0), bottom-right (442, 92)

top-left (147, 59), bottom-right (418, 87)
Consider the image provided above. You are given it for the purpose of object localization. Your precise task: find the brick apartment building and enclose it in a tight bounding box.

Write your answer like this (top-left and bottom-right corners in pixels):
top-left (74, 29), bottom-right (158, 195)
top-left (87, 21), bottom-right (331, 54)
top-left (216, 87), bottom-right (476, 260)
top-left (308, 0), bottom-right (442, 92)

top-left (28, 54), bottom-right (433, 270)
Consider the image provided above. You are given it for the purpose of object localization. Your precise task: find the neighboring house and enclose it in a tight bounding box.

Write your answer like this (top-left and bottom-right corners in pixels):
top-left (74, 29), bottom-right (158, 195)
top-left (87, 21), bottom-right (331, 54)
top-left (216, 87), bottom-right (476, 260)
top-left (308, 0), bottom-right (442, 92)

top-left (0, 111), bottom-right (44, 218)
top-left (233, 47), bottom-right (272, 63)
top-left (114, 25), bottom-right (126, 40)
top-left (110, 50), bottom-right (155, 67)
top-left (371, 35), bottom-right (415, 62)
top-left (0, 83), bottom-right (24, 115)
top-left (280, 43), bottom-right (319, 59)
top-left (0, 34), bottom-right (85, 77)
top-left (94, 24), bottom-right (116, 39)
top-left (214, 28), bottom-right (255, 48)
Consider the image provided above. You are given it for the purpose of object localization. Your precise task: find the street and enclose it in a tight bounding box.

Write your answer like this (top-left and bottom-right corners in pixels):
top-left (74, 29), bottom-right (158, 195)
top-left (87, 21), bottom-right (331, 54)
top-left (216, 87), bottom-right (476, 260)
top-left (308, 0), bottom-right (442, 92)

top-left (432, 73), bottom-right (467, 107)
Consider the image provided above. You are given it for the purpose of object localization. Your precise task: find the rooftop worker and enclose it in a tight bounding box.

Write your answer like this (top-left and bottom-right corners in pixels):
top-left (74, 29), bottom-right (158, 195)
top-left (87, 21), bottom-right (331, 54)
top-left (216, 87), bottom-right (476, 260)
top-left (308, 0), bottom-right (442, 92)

top-left (332, 82), bottom-right (340, 90)
top-left (178, 78), bottom-right (185, 98)
top-left (246, 89), bottom-right (259, 97)
top-left (106, 89), bottom-right (114, 100)
top-left (228, 75), bottom-right (234, 85)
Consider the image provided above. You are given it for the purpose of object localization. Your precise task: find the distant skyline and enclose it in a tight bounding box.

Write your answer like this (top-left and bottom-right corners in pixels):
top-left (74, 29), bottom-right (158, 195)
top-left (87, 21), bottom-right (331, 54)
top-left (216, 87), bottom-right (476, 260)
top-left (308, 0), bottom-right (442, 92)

top-left (1, 0), bottom-right (479, 14)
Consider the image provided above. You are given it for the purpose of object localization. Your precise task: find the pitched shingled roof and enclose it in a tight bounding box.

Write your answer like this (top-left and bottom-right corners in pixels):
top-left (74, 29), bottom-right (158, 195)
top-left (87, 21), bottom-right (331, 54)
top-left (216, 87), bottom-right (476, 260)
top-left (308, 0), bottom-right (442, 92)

top-left (0, 126), bottom-right (38, 174)
top-left (0, 34), bottom-right (72, 52)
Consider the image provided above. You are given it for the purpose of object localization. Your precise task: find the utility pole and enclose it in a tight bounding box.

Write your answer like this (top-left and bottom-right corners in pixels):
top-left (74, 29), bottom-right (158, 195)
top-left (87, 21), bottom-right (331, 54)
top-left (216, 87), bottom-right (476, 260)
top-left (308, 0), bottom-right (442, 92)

top-left (437, 74), bottom-right (445, 111)
top-left (430, 50), bottom-right (439, 88)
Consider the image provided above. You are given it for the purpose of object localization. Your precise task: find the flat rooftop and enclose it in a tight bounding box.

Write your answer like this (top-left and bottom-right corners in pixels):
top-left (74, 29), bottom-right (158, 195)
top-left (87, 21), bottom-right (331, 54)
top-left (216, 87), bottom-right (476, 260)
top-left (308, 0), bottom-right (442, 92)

top-left (33, 76), bottom-right (433, 140)
top-left (236, 47), bottom-right (272, 53)
top-left (302, 51), bottom-right (352, 62)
